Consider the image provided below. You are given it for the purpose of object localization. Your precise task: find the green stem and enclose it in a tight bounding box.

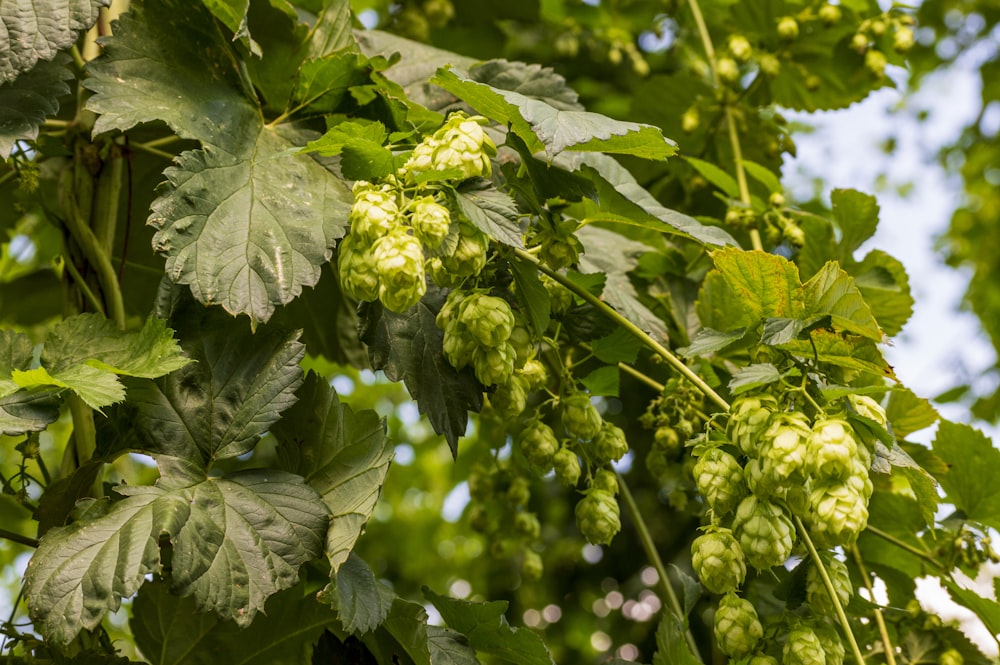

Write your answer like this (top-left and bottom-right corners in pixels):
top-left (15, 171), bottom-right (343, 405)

top-left (850, 544), bottom-right (898, 665)
top-left (617, 473), bottom-right (703, 662)
top-left (129, 141), bottom-right (176, 161)
top-left (0, 529), bottom-right (38, 549)
top-left (793, 516), bottom-right (866, 665)
top-left (866, 525), bottom-right (942, 567)
top-left (514, 248), bottom-right (730, 412)
top-left (618, 362), bottom-right (665, 392)
top-left (64, 394), bottom-right (97, 476)
top-left (62, 252), bottom-right (107, 316)
top-left (62, 195), bottom-right (126, 329)
top-left (92, 141), bottom-right (124, 256)
top-left (140, 135), bottom-right (181, 150)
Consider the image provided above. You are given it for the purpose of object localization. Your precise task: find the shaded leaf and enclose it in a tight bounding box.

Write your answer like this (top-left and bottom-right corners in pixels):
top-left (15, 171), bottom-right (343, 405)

top-left (679, 327), bottom-right (746, 358)
top-left (592, 326), bottom-right (641, 364)
top-left (729, 363), bottom-right (782, 394)
top-left (832, 188), bottom-right (880, 260)
top-left (0, 387), bottom-right (61, 435)
top-left (453, 179), bottom-right (524, 247)
top-left (0, 56), bottom-right (72, 158)
top-left (468, 59), bottom-right (583, 111)
top-left (695, 271), bottom-right (756, 332)
top-left (508, 256), bottom-right (550, 335)
top-left (652, 615), bottom-right (700, 665)
top-left (302, 119), bottom-right (400, 180)
top-left (0, 327), bottom-right (37, 395)
top-left (333, 553), bottom-right (393, 634)
top-left (777, 330), bottom-right (895, 379)
top-left (760, 317), bottom-right (805, 346)
top-left (801, 261), bottom-right (882, 340)
top-left (380, 597), bottom-right (433, 665)
top-left (427, 626), bottom-right (480, 665)
top-left (25, 468), bottom-right (327, 644)
top-left (686, 157), bottom-right (739, 199)
top-left (886, 387), bottom-right (938, 438)
top-left (273, 373), bottom-right (392, 572)
top-left (941, 579), bottom-right (1000, 654)
top-left (581, 365), bottom-right (619, 397)
top-left (360, 284), bottom-right (483, 456)
top-left (932, 421), bottom-right (1000, 531)
top-left (741, 160), bottom-right (782, 194)
top-left (0, 0), bottom-right (107, 83)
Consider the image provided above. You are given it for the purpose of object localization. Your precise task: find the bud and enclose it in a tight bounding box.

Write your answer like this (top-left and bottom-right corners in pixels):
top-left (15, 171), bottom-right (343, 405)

top-left (350, 183), bottom-right (400, 243)
top-left (750, 655), bottom-right (779, 665)
top-left (819, 4), bottom-right (841, 25)
top-left (521, 549), bottom-right (544, 580)
top-left (777, 16), bottom-right (799, 40)
top-left (848, 394), bottom-right (887, 427)
top-left (506, 476), bottom-right (531, 507)
top-left (442, 328), bottom-right (477, 370)
top-left (594, 422), bottom-right (629, 462)
top-left (893, 26), bottom-right (914, 52)
top-left (561, 393), bottom-right (603, 440)
top-left (760, 412), bottom-right (812, 486)
top-left (682, 106), bottom-right (700, 133)
top-left (939, 649), bottom-right (964, 665)
top-left (806, 554), bottom-right (853, 617)
top-left (461, 294), bottom-right (515, 347)
top-left (431, 113), bottom-right (496, 179)
top-left (783, 627), bottom-right (826, 665)
top-left (693, 446), bottom-right (746, 516)
top-left (518, 358), bottom-right (548, 389)
top-left (807, 419), bottom-right (859, 480)
top-left (553, 446), bottom-right (581, 486)
top-left (541, 274), bottom-right (574, 314)
top-left (373, 227), bottom-right (427, 312)
top-left (729, 35), bottom-right (753, 63)
top-left (538, 232), bottom-right (581, 270)
top-left (851, 33), bottom-right (869, 54)
top-left (468, 465), bottom-right (493, 501)
top-left (575, 489), bottom-right (621, 545)
top-left (718, 57), bottom-right (741, 85)
top-left (519, 420), bottom-right (560, 469)
top-left (508, 323), bottom-right (533, 367)
top-left (655, 426), bottom-right (682, 455)
top-left (440, 222), bottom-right (488, 277)
top-left (691, 529), bottom-right (747, 594)
top-left (865, 49), bottom-right (887, 77)
top-left (409, 196), bottom-right (451, 249)
top-left (713, 593), bottom-right (763, 657)
top-left (733, 496), bottom-right (796, 569)
top-left (337, 233), bottom-right (381, 302)
top-left (472, 342), bottom-right (517, 386)
top-left (759, 53), bottom-right (781, 77)
top-left (728, 394), bottom-right (777, 455)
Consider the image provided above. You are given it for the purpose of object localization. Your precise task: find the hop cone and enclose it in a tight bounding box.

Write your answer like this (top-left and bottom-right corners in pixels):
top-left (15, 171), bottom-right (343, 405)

top-left (337, 233), bottom-right (380, 302)
top-left (409, 196), bottom-right (451, 249)
top-left (750, 655), bottom-right (780, 665)
top-left (729, 394), bottom-right (778, 455)
top-left (691, 529), bottom-right (746, 594)
top-left (848, 394), bottom-right (887, 427)
top-left (814, 625), bottom-right (845, 665)
top-left (733, 496), bottom-right (796, 569)
top-left (806, 554), bottom-right (853, 617)
top-left (373, 228), bottom-right (426, 312)
top-left (553, 447), bottom-right (581, 485)
top-left (575, 489), bottom-right (621, 545)
top-left (461, 294), bottom-right (515, 347)
top-left (440, 222), bottom-right (488, 277)
top-left (561, 393), bottom-right (602, 440)
top-left (491, 376), bottom-right (528, 419)
top-left (783, 627), bottom-right (826, 665)
top-left (519, 420), bottom-right (559, 469)
top-left (807, 471), bottom-right (871, 547)
top-left (594, 422), bottom-right (629, 463)
top-left (693, 446), bottom-right (746, 516)
top-left (472, 342), bottom-right (516, 386)
top-left (760, 412), bottom-right (812, 486)
top-left (713, 593), bottom-right (763, 658)
top-left (350, 182), bottom-right (399, 243)
top-left (807, 419), bottom-right (858, 480)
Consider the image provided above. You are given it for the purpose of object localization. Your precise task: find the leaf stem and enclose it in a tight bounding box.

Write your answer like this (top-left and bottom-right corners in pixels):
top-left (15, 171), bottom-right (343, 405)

top-left (849, 544), bottom-right (898, 665)
top-left (866, 525), bottom-right (943, 567)
top-left (618, 362), bottom-right (665, 392)
top-left (129, 141), bottom-right (176, 161)
top-left (793, 516), bottom-right (866, 665)
top-left (617, 472), bottom-right (703, 662)
top-left (60, 254), bottom-right (107, 315)
top-left (92, 140), bottom-right (124, 256)
top-left (513, 248), bottom-right (730, 412)
top-left (0, 529), bottom-right (38, 549)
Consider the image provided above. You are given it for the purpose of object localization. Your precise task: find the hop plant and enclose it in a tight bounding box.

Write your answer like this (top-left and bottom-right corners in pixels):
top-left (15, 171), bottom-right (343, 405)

top-left (693, 446), bottom-right (746, 516)
top-left (337, 234), bottom-right (380, 302)
top-left (807, 471), bottom-right (871, 546)
top-left (519, 420), bottom-right (560, 469)
top-left (561, 393), bottom-right (602, 440)
top-left (691, 529), bottom-right (747, 594)
top-left (783, 627), bottom-right (826, 665)
top-left (760, 412), bottom-right (812, 486)
top-left (440, 222), bottom-right (489, 277)
top-left (409, 196), bottom-right (451, 249)
top-left (553, 446), bottom-right (581, 486)
top-left (806, 555), bottom-right (853, 617)
top-left (729, 394), bottom-right (778, 455)
top-left (594, 422), bottom-right (628, 462)
top-left (713, 593), bottom-right (763, 658)
top-left (733, 496), bottom-right (796, 569)
top-left (472, 342), bottom-right (516, 386)
top-left (814, 624), bottom-right (845, 665)
top-left (373, 227), bottom-right (426, 312)
top-left (406, 112), bottom-right (496, 180)
top-left (514, 511), bottom-right (541, 539)
top-left (461, 294), bottom-right (515, 347)
top-left (350, 181), bottom-right (399, 243)
top-left (575, 489), bottom-right (621, 545)
top-left (807, 419), bottom-right (859, 480)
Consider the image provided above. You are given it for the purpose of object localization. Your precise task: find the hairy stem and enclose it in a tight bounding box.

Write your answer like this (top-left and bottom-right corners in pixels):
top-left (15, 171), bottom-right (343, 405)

top-left (850, 544), bottom-right (898, 665)
top-left (617, 473), bottom-right (703, 662)
top-left (794, 517), bottom-right (866, 665)
top-left (513, 248), bottom-right (730, 412)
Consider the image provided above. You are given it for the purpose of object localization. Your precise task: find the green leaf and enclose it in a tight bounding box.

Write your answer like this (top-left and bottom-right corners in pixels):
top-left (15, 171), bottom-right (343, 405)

top-left (856, 492), bottom-right (929, 599)
top-left (941, 578), bottom-right (1000, 654)
top-left (592, 326), bottom-right (642, 364)
top-left (468, 59), bottom-right (583, 112)
top-left (360, 284), bottom-right (483, 457)
top-left (760, 317), bottom-right (805, 346)
top-left (427, 626), bottom-right (481, 665)
top-left (380, 597), bottom-right (433, 665)
top-left (424, 588), bottom-right (555, 665)
top-left (777, 330), bottom-right (895, 379)
top-left (24, 468), bottom-right (327, 644)
top-left (801, 261), bottom-right (883, 340)
top-left (272, 373), bottom-right (392, 571)
top-left (13, 365), bottom-right (123, 410)
top-left (711, 248), bottom-right (804, 321)
top-left (652, 615), bottom-right (700, 665)
top-left (200, 0), bottom-right (255, 54)
top-left (679, 327), bottom-right (746, 358)
top-left (0, 387), bottom-right (61, 435)
top-left (127, 304), bottom-right (305, 466)
top-left (886, 387), bottom-right (938, 438)
top-left (741, 160), bottom-right (782, 194)
top-left (831, 189), bottom-right (880, 260)
top-left (729, 363), bottom-right (782, 394)
top-left (304, 119), bottom-right (401, 181)
top-left (853, 249), bottom-right (914, 337)
top-left (0, 0), bottom-right (108, 84)
top-left (695, 271), bottom-right (756, 332)
top-left (305, 0), bottom-right (356, 59)
top-left (431, 68), bottom-right (676, 160)
top-left (509, 256), bottom-right (551, 335)
top-left (581, 365), bottom-right (619, 397)
top-left (86, 0), bottom-right (353, 324)
top-left (686, 157), bottom-right (739, 199)
top-left (932, 421), bottom-right (1000, 531)
top-left (0, 56), bottom-right (72, 158)
top-left (0, 328), bottom-right (38, 394)
top-left (292, 52), bottom-right (372, 117)
top-left (132, 579), bottom-right (339, 665)
top-left (333, 553), bottom-right (394, 634)
top-left (453, 179), bottom-right (524, 248)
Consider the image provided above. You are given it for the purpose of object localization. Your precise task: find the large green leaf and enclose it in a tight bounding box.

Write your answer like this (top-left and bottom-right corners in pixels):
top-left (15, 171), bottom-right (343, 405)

top-left (0, 0), bottom-right (108, 83)
top-left (126, 306), bottom-right (305, 467)
top-left (886, 387), bottom-right (938, 438)
top-left (431, 68), bottom-right (676, 160)
top-left (777, 329), bottom-right (895, 379)
top-left (24, 468), bottom-right (327, 644)
top-left (453, 178), bottom-right (524, 248)
top-left (469, 59), bottom-right (583, 111)
top-left (800, 261), bottom-right (883, 340)
top-left (711, 248), bottom-right (804, 321)
top-left (0, 56), bottom-right (72, 158)
top-left (853, 249), bottom-right (914, 337)
top-left (932, 421), bottom-right (1000, 531)
top-left (273, 373), bottom-right (392, 572)
top-left (132, 580), bottom-right (339, 665)
top-left (360, 285), bottom-right (483, 456)
top-left (424, 588), bottom-right (554, 665)
top-left (831, 188), bottom-right (880, 261)
top-left (85, 0), bottom-right (352, 324)
top-left (330, 553), bottom-right (394, 634)
top-left (0, 387), bottom-right (61, 435)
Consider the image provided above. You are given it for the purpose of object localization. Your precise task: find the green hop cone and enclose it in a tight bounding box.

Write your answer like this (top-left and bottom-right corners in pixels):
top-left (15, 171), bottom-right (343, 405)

top-left (442, 329), bottom-right (476, 370)
top-left (553, 446), bottom-right (581, 486)
top-left (561, 393), bottom-right (602, 440)
top-left (750, 655), bottom-right (780, 665)
top-left (433, 113), bottom-right (496, 179)
top-left (814, 625), bottom-right (845, 665)
top-left (508, 323), bottom-right (533, 367)
top-left (518, 358), bottom-right (548, 389)
top-left (519, 420), bottom-right (560, 469)
top-left (939, 649), bottom-right (964, 665)
top-left (691, 529), bottom-right (746, 594)
top-left (733, 496), bottom-right (796, 569)
top-left (514, 511), bottom-right (541, 539)
top-left (521, 549), bottom-right (543, 580)
top-left (473, 342), bottom-right (516, 386)
top-left (807, 419), bottom-right (859, 480)
top-left (693, 446), bottom-right (746, 516)
top-left (654, 426), bottom-right (682, 455)
top-left (729, 35), bottom-right (753, 62)
top-left (541, 274), bottom-right (573, 314)
top-left (461, 294), bottom-right (515, 347)
top-left (409, 196), bottom-right (451, 249)
top-left (373, 227), bottom-right (426, 312)
top-left (783, 627), bottom-right (826, 665)
top-left (440, 222), bottom-right (488, 277)
top-left (592, 469), bottom-right (618, 494)
top-left (594, 422), bottom-right (629, 463)
top-left (337, 233), bottom-right (380, 302)
top-left (534, 224), bottom-right (582, 270)
top-left (760, 412), bottom-right (812, 486)
top-left (575, 489), bottom-right (621, 545)
top-left (491, 375), bottom-right (528, 419)
top-left (350, 182), bottom-right (399, 243)
top-left (506, 477), bottom-right (531, 507)
top-left (713, 593), bottom-right (763, 658)
top-left (777, 16), bottom-right (799, 40)
top-left (729, 394), bottom-right (777, 455)
top-left (848, 394), bottom-right (887, 427)
top-left (436, 288), bottom-right (469, 328)
top-left (467, 465), bottom-right (493, 501)
top-left (806, 554), bottom-right (853, 617)
top-left (807, 470), bottom-right (871, 547)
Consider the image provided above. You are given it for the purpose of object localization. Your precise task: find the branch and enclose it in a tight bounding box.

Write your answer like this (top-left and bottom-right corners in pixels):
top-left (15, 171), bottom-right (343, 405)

top-left (0, 529), bottom-right (38, 549)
